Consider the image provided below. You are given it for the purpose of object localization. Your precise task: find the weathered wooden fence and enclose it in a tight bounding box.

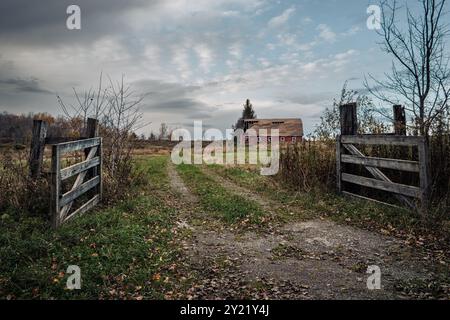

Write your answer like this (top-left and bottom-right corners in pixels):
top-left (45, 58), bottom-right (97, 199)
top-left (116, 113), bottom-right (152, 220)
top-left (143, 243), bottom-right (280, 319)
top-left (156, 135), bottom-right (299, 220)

top-left (337, 104), bottom-right (431, 215)
top-left (50, 137), bottom-right (102, 228)
top-left (29, 118), bottom-right (102, 228)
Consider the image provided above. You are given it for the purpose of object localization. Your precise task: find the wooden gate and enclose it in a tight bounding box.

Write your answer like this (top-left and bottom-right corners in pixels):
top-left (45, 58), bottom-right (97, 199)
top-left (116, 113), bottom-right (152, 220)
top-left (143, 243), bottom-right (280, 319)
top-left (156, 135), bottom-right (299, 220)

top-left (336, 104), bottom-right (431, 215)
top-left (50, 137), bottom-right (102, 228)
top-left (336, 135), bottom-right (430, 213)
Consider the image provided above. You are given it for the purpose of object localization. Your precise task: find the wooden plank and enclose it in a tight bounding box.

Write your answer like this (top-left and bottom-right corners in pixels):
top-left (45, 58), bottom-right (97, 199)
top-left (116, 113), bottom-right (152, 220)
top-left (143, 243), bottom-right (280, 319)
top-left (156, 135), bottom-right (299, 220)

top-left (341, 135), bottom-right (423, 146)
top-left (62, 195), bottom-right (100, 224)
top-left (341, 173), bottom-right (421, 198)
top-left (336, 135), bottom-right (342, 193)
top-left (60, 157), bottom-right (100, 180)
top-left (56, 137), bottom-right (101, 154)
top-left (341, 154), bottom-right (419, 172)
top-left (50, 145), bottom-right (61, 228)
top-left (29, 120), bottom-right (48, 179)
top-left (60, 176), bottom-right (100, 208)
top-left (342, 191), bottom-right (404, 209)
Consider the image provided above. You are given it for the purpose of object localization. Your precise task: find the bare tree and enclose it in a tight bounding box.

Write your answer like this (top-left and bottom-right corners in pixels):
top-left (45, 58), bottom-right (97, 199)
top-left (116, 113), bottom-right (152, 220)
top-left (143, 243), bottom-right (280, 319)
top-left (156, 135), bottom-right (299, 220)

top-left (365, 0), bottom-right (450, 136)
top-left (315, 82), bottom-right (388, 139)
top-left (57, 74), bottom-right (149, 199)
top-left (57, 73), bottom-right (109, 135)
top-left (101, 75), bottom-right (148, 179)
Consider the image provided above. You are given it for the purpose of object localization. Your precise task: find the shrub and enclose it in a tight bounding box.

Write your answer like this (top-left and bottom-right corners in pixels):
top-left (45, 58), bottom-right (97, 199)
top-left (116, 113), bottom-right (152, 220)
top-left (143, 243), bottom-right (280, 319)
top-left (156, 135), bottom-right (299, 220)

top-left (0, 148), bottom-right (50, 217)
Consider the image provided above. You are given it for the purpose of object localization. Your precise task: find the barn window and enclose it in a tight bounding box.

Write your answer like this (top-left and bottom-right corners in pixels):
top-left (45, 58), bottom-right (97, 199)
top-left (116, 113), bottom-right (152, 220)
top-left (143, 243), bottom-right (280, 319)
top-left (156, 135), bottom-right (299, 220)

top-left (292, 137), bottom-right (297, 142)
top-left (280, 137), bottom-right (285, 142)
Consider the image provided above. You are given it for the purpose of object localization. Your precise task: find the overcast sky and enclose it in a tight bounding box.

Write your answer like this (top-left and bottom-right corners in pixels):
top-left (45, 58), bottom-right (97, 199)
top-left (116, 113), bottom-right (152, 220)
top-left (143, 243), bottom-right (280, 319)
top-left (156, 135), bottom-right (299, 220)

top-left (0, 0), bottom-right (402, 135)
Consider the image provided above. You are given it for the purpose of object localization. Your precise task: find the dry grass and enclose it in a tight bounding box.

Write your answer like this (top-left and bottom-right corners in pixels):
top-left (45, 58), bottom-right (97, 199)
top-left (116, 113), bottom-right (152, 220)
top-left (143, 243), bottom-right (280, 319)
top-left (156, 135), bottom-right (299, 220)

top-left (0, 148), bottom-right (50, 216)
top-left (278, 140), bottom-right (336, 192)
top-left (0, 142), bottom-right (148, 217)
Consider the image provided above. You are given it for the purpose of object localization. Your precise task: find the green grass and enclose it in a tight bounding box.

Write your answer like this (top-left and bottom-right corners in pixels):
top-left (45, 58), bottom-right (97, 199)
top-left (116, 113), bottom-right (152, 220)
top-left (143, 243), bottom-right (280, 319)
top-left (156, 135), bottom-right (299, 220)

top-left (176, 164), bottom-right (265, 224)
top-left (0, 155), bottom-right (181, 299)
top-left (134, 155), bottom-right (170, 191)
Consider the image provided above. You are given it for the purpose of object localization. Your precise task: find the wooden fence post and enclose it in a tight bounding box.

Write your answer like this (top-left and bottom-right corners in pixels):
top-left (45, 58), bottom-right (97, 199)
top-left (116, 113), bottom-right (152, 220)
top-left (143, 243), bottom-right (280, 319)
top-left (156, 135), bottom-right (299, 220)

top-left (338, 103), bottom-right (357, 194)
top-left (85, 117), bottom-right (100, 190)
top-left (393, 105), bottom-right (407, 136)
top-left (336, 135), bottom-right (342, 193)
top-left (84, 118), bottom-right (99, 161)
top-left (29, 120), bottom-right (48, 179)
top-left (393, 105), bottom-right (408, 172)
top-left (418, 137), bottom-right (431, 218)
top-left (51, 145), bottom-right (61, 228)
top-left (85, 118), bottom-right (99, 139)
top-left (98, 138), bottom-right (103, 202)
top-left (340, 103), bottom-right (358, 136)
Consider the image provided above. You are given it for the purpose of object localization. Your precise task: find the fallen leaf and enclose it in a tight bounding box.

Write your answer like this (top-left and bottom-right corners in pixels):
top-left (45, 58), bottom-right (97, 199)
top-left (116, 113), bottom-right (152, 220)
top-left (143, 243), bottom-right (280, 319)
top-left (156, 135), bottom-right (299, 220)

top-left (152, 273), bottom-right (161, 281)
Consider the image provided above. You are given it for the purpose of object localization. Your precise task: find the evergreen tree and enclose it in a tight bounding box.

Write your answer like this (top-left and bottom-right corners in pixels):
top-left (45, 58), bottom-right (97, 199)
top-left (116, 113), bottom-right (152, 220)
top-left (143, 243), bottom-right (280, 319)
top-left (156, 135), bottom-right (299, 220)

top-left (242, 99), bottom-right (256, 119)
top-left (234, 99), bottom-right (256, 130)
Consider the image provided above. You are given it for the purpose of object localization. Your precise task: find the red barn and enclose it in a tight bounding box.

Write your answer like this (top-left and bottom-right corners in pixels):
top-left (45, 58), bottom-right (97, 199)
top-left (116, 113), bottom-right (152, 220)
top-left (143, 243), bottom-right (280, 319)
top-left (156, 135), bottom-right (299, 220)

top-left (243, 118), bottom-right (303, 143)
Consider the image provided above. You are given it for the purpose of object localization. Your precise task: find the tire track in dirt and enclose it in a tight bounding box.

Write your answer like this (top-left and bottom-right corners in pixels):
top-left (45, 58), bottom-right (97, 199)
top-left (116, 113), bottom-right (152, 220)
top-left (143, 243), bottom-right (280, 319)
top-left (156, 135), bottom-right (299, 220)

top-left (167, 163), bottom-right (302, 299)
top-left (196, 165), bottom-right (435, 299)
top-left (167, 162), bottom-right (198, 205)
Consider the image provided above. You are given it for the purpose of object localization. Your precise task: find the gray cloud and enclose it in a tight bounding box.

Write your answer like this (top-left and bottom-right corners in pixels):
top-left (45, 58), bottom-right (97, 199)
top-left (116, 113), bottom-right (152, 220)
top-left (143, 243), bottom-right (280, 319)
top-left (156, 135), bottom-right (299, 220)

top-left (355, 84), bottom-right (385, 95)
top-left (134, 79), bottom-right (201, 99)
top-left (144, 98), bottom-right (214, 119)
top-left (136, 79), bottom-right (216, 119)
top-left (0, 78), bottom-right (53, 94)
top-left (284, 91), bottom-right (335, 105)
top-left (0, 0), bottom-right (160, 46)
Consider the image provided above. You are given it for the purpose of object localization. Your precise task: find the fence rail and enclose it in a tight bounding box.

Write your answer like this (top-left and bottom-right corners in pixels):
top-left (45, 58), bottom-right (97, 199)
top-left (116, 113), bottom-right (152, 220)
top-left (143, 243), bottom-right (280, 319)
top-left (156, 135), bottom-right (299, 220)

top-left (340, 154), bottom-right (420, 172)
top-left (340, 135), bottom-right (424, 146)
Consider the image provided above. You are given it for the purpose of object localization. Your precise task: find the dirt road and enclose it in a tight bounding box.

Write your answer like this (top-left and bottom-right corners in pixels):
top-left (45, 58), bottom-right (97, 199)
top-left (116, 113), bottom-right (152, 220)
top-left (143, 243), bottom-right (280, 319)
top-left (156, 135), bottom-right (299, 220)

top-left (167, 163), bottom-right (437, 300)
